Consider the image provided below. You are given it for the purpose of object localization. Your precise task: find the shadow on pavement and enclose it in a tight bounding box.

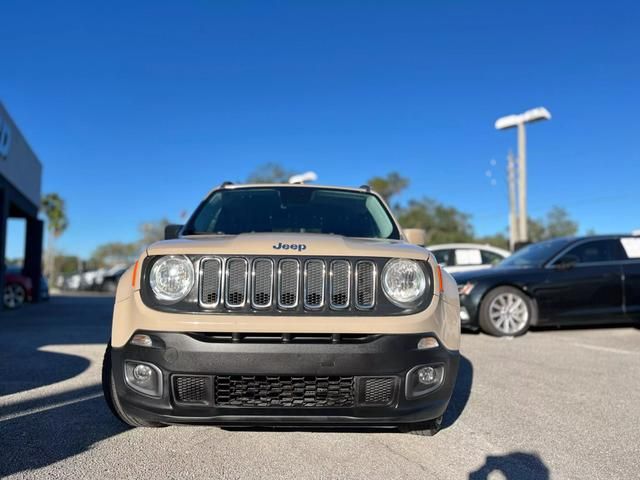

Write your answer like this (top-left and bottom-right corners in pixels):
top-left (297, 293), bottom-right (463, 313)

top-left (0, 389), bottom-right (128, 477)
top-left (442, 354), bottom-right (473, 429)
top-left (0, 295), bottom-right (128, 477)
top-left (469, 452), bottom-right (550, 479)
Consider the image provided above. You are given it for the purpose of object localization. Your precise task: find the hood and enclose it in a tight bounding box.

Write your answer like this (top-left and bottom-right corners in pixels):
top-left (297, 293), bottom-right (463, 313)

top-left (452, 266), bottom-right (534, 284)
top-left (146, 232), bottom-right (430, 260)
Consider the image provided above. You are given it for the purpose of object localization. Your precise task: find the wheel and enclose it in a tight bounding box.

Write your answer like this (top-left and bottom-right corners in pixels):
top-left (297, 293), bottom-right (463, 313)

top-left (4, 283), bottom-right (26, 309)
top-left (479, 286), bottom-right (532, 337)
top-left (101, 344), bottom-right (166, 428)
top-left (399, 416), bottom-right (443, 436)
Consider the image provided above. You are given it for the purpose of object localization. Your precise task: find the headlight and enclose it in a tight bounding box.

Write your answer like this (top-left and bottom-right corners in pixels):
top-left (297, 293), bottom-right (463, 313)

top-left (149, 255), bottom-right (194, 302)
top-left (381, 259), bottom-right (427, 306)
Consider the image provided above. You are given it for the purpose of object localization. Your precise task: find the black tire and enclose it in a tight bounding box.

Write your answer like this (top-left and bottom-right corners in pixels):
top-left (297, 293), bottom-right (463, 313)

top-left (4, 283), bottom-right (26, 309)
top-left (399, 416), bottom-right (443, 436)
top-left (478, 286), bottom-right (533, 337)
top-left (101, 344), bottom-right (166, 428)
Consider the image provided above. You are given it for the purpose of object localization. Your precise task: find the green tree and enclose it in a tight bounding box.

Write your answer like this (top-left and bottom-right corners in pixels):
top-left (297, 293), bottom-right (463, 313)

top-left (475, 233), bottom-right (510, 250)
top-left (527, 206), bottom-right (578, 242)
top-left (246, 162), bottom-right (295, 183)
top-left (545, 206), bottom-right (579, 239)
top-left (367, 172), bottom-right (410, 204)
top-left (138, 218), bottom-right (171, 247)
top-left (41, 193), bottom-right (69, 279)
top-left (397, 198), bottom-right (474, 245)
top-left (90, 242), bottom-right (139, 268)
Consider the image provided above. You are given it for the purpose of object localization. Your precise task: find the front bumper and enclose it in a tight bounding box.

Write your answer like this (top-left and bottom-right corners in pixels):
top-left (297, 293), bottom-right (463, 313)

top-left (111, 332), bottom-right (459, 426)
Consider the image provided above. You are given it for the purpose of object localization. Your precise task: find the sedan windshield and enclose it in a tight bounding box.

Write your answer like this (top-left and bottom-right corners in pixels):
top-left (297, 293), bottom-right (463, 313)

top-left (497, 238), bottom-right (573, 268)
top-left (184, 187), bottom-right (400, 239)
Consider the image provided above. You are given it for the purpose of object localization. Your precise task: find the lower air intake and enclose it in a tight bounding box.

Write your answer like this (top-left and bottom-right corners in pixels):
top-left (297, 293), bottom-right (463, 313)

top-left (214, 375), bottom-right (355, 408)
top-left (361, 376), bottom-right (396, 406)
top-left (173, 375), bottom-right (211, 404)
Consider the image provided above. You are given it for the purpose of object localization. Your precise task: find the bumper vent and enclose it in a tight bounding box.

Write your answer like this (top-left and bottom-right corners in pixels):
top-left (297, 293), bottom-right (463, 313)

top-left (173, 375), bottom-right (211, 404)
top-left (214, 375), bottom-right (355, 408)
top-left (360, 376), bottom-right (397, 406)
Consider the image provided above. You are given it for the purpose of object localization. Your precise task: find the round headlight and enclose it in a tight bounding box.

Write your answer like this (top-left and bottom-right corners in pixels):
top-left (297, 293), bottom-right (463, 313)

top-left (149, 255), bottom-right (194, 302)
top-left (381, 259), bottom-right (427, 306)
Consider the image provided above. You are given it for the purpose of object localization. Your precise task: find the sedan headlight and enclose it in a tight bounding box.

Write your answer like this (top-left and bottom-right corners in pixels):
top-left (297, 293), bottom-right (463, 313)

top-left (381, 259), bottom-right (427, 306)
top-left (149, 255), bottom-right (194, 302)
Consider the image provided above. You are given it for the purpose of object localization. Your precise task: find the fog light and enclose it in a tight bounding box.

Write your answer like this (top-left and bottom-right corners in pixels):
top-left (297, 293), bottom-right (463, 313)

top-left (460, 307), bottom-right (470, 321)
top-left (417, 366), bottom-right (437, 385)
top-left (124, 361), bottom-right (163, 398)
top-left (406, 364), bottom-right (445, 399)
top-left (133, 364), bottom-right (153, 383)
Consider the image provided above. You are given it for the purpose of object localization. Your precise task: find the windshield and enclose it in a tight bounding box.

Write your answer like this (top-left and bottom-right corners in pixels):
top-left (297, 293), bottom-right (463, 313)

top-left (497, 238), bottom-right (573, 268)
top-left (184, 187), bottom-right (400, 239)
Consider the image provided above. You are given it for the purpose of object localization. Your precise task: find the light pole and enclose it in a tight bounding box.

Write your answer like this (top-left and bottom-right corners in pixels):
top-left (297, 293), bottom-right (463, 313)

top-left (495, 107), bottom-right (551, 244)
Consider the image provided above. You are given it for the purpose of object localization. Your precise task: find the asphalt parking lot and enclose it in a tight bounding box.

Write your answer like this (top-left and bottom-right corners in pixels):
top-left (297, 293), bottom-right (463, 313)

top-left (1, 295), bottom-right (639, 479)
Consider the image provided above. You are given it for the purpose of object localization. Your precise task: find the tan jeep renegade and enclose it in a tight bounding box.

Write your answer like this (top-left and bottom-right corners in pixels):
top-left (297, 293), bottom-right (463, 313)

top-left (103, 183), bottom-right (461, 435)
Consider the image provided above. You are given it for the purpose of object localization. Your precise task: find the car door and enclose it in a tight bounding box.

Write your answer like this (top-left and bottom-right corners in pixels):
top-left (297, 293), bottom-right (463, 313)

top-left (537, 239), bottom-right (626, 324)
top-left (620, 237), bottom-right (640, 320)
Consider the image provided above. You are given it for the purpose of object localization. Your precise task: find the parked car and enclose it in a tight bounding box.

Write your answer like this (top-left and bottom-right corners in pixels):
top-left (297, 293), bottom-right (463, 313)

top-left (102, 183), bottom-right (461, 435)
top-left (3, 267), bottom-right (33, 309)
top-left (99, 266), bottom-right (127, 293)
top-left (429, 243), bottom-right (510, 273)
top-left (454, 235), bottom-right (640, 336)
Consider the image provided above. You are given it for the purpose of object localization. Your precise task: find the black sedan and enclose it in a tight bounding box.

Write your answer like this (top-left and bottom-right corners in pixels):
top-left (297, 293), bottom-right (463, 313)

top-left (453, 235), bottom-right (640, 336)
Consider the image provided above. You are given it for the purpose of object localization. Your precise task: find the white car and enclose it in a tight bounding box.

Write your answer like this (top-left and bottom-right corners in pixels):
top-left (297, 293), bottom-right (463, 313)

top-left (428, 243), bottom-right (510, 273)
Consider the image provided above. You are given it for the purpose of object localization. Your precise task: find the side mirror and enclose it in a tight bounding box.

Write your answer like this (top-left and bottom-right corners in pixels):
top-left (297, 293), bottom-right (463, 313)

top-left (164, 224), bottom-right (183, 240)
top-left (554, 254), bottom-right (578, 270)
top-left (404, 228), bottom-right (427, 246)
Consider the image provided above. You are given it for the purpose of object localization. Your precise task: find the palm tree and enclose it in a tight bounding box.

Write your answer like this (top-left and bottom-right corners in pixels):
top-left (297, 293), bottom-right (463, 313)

top-left (41, 193), bottom-right (69, 281)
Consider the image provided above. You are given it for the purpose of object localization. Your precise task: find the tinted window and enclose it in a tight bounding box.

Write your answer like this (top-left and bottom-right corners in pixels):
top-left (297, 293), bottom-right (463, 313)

top-left (499, 238), bottom-right (573, 268)
top-left (185, 187), bottom-right (400, 239)
top-left (481, 250), bottom-right (504, 265)
top-left (432, 249), bottom-right (454, 266)
top-left (559, 239), bottom-right (627, 264)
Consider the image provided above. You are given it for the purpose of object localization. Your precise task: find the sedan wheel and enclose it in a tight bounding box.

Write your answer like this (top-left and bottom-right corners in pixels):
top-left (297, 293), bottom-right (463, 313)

top-left (479, 287), bottom-right (532, 336)
top-left (4, 283), bottom-right (26, 309)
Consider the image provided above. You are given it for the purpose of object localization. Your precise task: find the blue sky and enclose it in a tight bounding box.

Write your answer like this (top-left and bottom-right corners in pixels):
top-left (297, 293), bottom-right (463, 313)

top-left (2, 0), bottom-right (639, 258)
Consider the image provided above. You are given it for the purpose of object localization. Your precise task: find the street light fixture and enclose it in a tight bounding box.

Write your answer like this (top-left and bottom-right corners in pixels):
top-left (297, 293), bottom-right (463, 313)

top-left (495, 107), bottom-right (551, 244)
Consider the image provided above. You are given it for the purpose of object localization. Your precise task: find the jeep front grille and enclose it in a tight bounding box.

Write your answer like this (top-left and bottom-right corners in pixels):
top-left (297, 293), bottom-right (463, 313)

top-left (199, 257), bottom-right (377, 312)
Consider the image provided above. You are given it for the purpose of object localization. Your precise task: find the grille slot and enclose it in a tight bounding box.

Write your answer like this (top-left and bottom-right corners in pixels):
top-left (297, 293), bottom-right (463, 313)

top-left (304, 260), bottom-right (325, 309)
top-left (173, 375), bottom-right (211, 404)
top-left (355, 261), bottom-right (376, 309)
top-left (361, 376), bottom-right (396, 406)
top-left (214, 375), bottom-right (355, 408)
top-left (200, 258), bottom-right (222, 307)
top-left (278, 259), bottom-right (300, 309)
top-left (225, 258), bottom-right (248, 307)
top-left (196, 257), bottom-right (388, 312)
top-left (329, 260), bottom-right (350, 309)
top-left (251, 258), bottom-right (274, 308)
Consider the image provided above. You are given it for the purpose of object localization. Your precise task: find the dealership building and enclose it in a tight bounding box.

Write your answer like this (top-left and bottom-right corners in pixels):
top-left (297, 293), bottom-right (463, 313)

top-left (0, 101), bottom-right (44, 308)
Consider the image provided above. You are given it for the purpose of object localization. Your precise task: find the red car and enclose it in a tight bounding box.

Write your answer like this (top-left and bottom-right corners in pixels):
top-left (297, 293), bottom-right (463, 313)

top-left (3, 267), bottom-right (33, 309)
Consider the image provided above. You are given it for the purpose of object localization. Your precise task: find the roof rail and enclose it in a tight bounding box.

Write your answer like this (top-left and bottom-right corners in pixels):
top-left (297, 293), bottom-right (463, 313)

top-left (359, 184), bottom-right (371, 192)
top-left (220, 181), bottom-right (234, 188)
